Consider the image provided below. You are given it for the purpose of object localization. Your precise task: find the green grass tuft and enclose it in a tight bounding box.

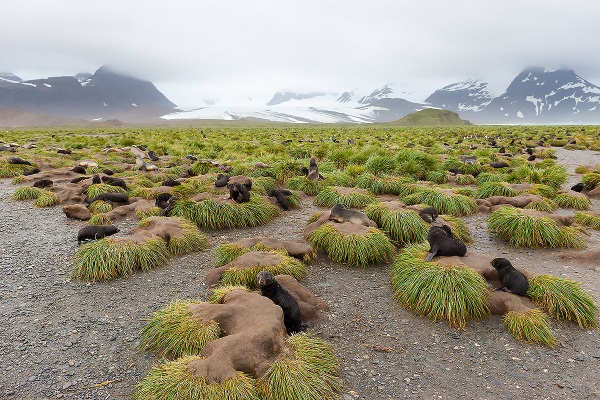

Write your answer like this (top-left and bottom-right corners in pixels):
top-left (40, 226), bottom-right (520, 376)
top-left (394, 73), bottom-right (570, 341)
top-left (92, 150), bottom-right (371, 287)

top-left (33, 190), bottom-right (60, 207)
top-left (135, 206), bottom-right (163, 220)
top-left (489, 207), bottom-right (587, 249)
top-left (84, 183), bottom-right (127, 198)
top-left (284, 177), bottom-right (326, 196)
top-left (308, 223), bottom-right (395, 267)
top-left (554, 193), bottom-right (592, 210)
top-left (364, 203), bottom-right (429, 246)
top-left (12, 186), bottom-right (43, 200)
top-left (139, 300), bottom-right (220, 358)
top-left (390, 243), bottom-right (490, 328)
top-left (88, 200), bottom-right (113, 214)
top-left (523, 198), bottom-right (559, 213)
top-left (219, 252), bottom-right (308, 288)
top-left (402, 188), bottom-right (477, 216)
top-left (502, 309), bottom-right (557, 346)
top-left (313, 187), bottom-right (376, 208)
top-left (476, 182), bottom-right (519, 199)
top-left (528, 275), bottom-right (599, 329)
top-left (207, 285), bottom-right (250, 304)
top-left (86, 214), bottom-right (112, 225)
top-left (574, 211), bottom-right (600, 230)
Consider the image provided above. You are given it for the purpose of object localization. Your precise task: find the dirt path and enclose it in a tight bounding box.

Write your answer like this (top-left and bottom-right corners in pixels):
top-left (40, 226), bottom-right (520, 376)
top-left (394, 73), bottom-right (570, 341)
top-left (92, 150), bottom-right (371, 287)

top-left (0, 148), bottom-right (599, 399)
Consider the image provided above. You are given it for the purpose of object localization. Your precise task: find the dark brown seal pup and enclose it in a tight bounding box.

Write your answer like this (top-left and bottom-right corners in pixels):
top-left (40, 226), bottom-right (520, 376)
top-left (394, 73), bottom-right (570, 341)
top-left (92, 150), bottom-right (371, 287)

top-left (71, 166), bottom-right (86, 174)
top-left (491, 258), bottom-right (529, 297)
top-left (23, 168), bottom-right (41, 176)
top-left (85, 193), bottom-right (129, 205)
top-left (424, 225), bottom-right (467, 262)
top-left (7, 156), bottom-right (31, 165)
top-left (227, 182), bottom-right (250, 203)
top-left (268, 189), bottom-right (292, 211)
top-left (419, 207), bottom-right (439, 223)
top-left (214, 174), bottom-right (230, 187)
top-left (147, 150), bottom-right (160, 161)
top-left (32, 179), bottom-right (53, 188)
top-left (155, 193), bottom-right (176, 216)
top-left (490, 161), bottom-right (509, 168)
top-left (161, 179), bottom-right (180, 187)
top-left (571, 182), bottom-right (585, 192)
top-left (257, 270), bottom-right (302, 334)
top-left (77, 225), bottom-right (119, 245)
top-left (101, 176), bottom-right (127, 190)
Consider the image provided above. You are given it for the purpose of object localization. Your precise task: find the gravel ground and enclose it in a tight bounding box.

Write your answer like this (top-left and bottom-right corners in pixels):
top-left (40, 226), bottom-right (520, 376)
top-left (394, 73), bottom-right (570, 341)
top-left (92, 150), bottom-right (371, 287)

top-left (1, 148), bottom-right (599, 400)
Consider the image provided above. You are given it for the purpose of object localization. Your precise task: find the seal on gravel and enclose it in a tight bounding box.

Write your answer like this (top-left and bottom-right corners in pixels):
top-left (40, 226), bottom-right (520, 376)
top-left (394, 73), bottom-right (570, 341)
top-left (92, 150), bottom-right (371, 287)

top-left (257, 270), bottom-right (303, 334)
top-left (424, 225), bottom-right (467, 262)
top-left (329, 203), bottom-right (372, 226)
top-left (491, 257), bottom-right (529, 296)
top-left (77, 225), bottom-right (119, 245)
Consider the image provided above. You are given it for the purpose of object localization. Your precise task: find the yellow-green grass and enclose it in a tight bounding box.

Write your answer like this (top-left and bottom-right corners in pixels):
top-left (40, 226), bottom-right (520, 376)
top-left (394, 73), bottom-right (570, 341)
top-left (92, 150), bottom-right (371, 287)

top-left (214, 242), bottom-right (314, 267)
top-left (401, 188), bottom-right (477, 216)
top-left (390, 243), bottom-right (489, 328)
top-left (440, 214), bottom-right (473, 244)
top-left (313, 187), bottom-right (376, 208)
top-left (32, 190), bottom-right (60, 207)
top-left (284, 177), bottom-right (326, 196)
top-left (84, 183), bottom-right (127, 198)
top-left (11, 175), bottom-right (28, 184)
top-left (425, 170), bottom-right (448, 184)
top-left (12, 186), bottom-right (43, 200)
top-left (574, 212), bottom-right (600, 230)
top-left (135, 206), bottom-right (163, 220)
top-left (502, 309), bottom-right (557, 347)
top-left (455, 174), bottom-right (476, 185)
top-left (139, 300), bottom-right (220, 358)
top-left (134, 356), bottom-right (259, 400)
top-left (476, 181), bottom-right (519, 199)
top-left (523, 198), bottom-right (559, 213)
top-left (354, 173), bottom-right (414, 195)
top-left (219, 252), bottom-right (309, 288)
top-left (581, 172), bottom-right (600, 190)
top-left (257, 332), bottom-right (342, 400)
top-left (86, 214), bottom-right (112, 225)
top-left (207, 285), bottom-right (250, 304)
top-left (171, 197), bottom-right (280, 230)
top-left (363, 203), bottom-right (428, 246)
top-left (88, 200), bottom-right (113, 214)
top-left (528, 275), bottom-right (599, 329)
top-left (489, 207), bottom-right (587, 249)
top-left (527, 184), bottom-right (558, 199)
top-left (0, 163), bottom-right (31, 178)
top-left (554, 193), bottom-right (592, 210)
top-left (138, 217), bottom-right (210, 256)
top-left (308, 223), bottom-right (395, 268)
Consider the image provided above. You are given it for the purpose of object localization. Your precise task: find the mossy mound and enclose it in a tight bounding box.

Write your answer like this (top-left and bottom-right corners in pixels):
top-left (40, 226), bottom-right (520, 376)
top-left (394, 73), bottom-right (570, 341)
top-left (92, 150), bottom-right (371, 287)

top-left (528, 275), bottom-right (599, 329)
top-left (171, 196), bottom-right (280, 230)
top-left (308, 222), bottom-right (395, 267)
top-left (363, 202), bottom-right (429, 246)
top-left (313, 186), bottom-right (376, 208)
top-left (390, 244), bottom-right (490, 328)
top-left (489, 207), bottom-right (587, 249)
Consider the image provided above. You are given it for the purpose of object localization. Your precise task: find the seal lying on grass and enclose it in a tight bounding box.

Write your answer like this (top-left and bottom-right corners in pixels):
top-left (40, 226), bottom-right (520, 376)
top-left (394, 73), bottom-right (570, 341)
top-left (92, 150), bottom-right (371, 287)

top-left (419, 207), bottom-right (439, 223)
top-left (268, 189), bottom-right (293, 211)
top-left (491, 257), bottom-right (529, 297)
top-left (329, 203), bottom-right (373, 226)
top-left (424, 225), bottom-right (467, 262)
top-left (257, 270), bottom-right (303, 334)
top-left (85, 193), bottom-right (129, 206)
top-left (77, 225), bottom-right (119, 245)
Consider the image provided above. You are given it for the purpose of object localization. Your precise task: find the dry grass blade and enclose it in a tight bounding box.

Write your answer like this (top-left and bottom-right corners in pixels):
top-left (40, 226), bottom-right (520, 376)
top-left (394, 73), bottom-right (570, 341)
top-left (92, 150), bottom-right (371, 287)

top-left (502, 309), bottom-right (557, 346)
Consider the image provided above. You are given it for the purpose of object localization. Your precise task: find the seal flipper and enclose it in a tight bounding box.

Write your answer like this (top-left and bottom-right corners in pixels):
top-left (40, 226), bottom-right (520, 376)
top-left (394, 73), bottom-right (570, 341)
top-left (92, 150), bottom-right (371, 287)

top-left (424, 250), bottom-right (437, 262)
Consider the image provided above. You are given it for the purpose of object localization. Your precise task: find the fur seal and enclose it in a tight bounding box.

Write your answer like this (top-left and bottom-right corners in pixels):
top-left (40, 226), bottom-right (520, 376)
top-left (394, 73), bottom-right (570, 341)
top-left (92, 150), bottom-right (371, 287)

top-left (268, 189), bottom-right (293, 211)
top-left (7, 156), bottom-right (31, 165)
top-left (103, 169), bottom-right (114, 176)
top-left (424, 225), bottom-right (467, 262)
top-left (32, 179), bottom-right (53, 188)
top-left (185, 154), bottom-right (198, 161)
top-left (57, 149), bottom-right (72, 155)
top-left (448, 168), bottom-right (463, 175)
top-left (571, 182), bottom-right (585, 192)
top-left (77, 225), bottom-right (119, 245)
top-left (214, 174), bottom-right (230, 187)
top-left (23, 168), bottom-right (41, 176)
top-left (92, 174), bottom-right (101, 185)
top-left (147, 150), bottom-right (160, 161)
top-left (0, 146), bottom-right (16, 152)
top-left (70, 176), bottom-right (87, 184)
top-left (257, 270), bottom-right (303, 334)
top-left (419, 207), bottom-right (439, 223)
top-left (307, 157), bottom-right (321, 181)
top-left (227, 181), bottom-right (251, 203)
top-left (101, 176), bottom-right (127, 189)
top-left (71, 166), bottom-right (86, 174)
top-left (490, 161), bottom-right (509, 168)
top-left (161, 179), bottom-right (180, 187)
top-left (86, 193), bottom-right (129, 205)
top-left (527, 155), bottom-right (536, 161)
top-left (155, 193), bottom-right (176, 216)
top-left (329, 203), bottom-right (372, 226)
top-left (498, 146), bottom-right (506, 153)
top-left (491, 257), bottom-right (529, 296)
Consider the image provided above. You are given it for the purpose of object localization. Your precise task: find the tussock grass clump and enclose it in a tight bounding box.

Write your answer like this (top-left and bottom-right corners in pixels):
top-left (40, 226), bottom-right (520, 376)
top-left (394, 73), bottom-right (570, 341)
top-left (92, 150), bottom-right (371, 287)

top-left (11, 175), bottom-right (27, 184)
top-left (139, 300), bottom-right (220, 358)
top-left (217, 250), bottom-right (308, 288)
top-left (135, 206), bottom-right (163, 220)
top-left (128, 186), bottom-right (158, 200)
top-left (390, 243), bottom-right (490, 328)
top-left (33, 190), bottom-right (60, 207)
top-left (554, 193), bottom-right (592, 210)
top-left (87, 214), bottom-right (112, 225)
top-left (365, 155), bottom-right (397, 175)
top-left (72, 237), bottom-right (170, 281)
top-left (12, 186), bottom-right (43, 200)
top-left (476, 172), bottom-right (509, 185)
top-left (455, 174), bottom-right (476, 185)
top-left (207, 285), bottom-right (250, 304)
top-left (527, 184), bottom-right (558, 199)
top-left (476, 182), bottom-right (519, 199)
top-left (489, 207), bottom-right (587, 249)
top-left (313, 187), bottom-right (376, 208)
top-left (84, 183), bottom-right (127, 198)
top-left (0, 164), bottom-right (30, 178)
top-left (308, 223), bottom-right (395, 267)
top-left (364, 203), bottom-right (429, 246)
top-left (250, 177), bottom-right (278, 195)
top-left (258, 332), bottom-right (342, 400)
top-left (502, 309), bottom-right (557, 346)
top-left (171, 197), bottom-right (280, 230)
top-left (88, 200), bottom-right (113, 214)
top-left (142, 217), bottom-right (210, 255)
top-left (524, 198), bottom-right (559, 213)
top-left (284, 176), bottom-right (326, 196)
top-left (575, 165), bottom-right (592, 174)
top-left (355, 174), bottom-right (413, 195)
top-left (402, 188), bottom-right (478, 216)
top-left (440, 215), bottom-right (472, 244)
top-left (134, 356), bottom-right (259, 400)
top-left (528, 275), bottom-right (599, 329)
top-left (574, 211), bottom-right (600, 230)
top-left (425, 170), bottom-right (448, 184)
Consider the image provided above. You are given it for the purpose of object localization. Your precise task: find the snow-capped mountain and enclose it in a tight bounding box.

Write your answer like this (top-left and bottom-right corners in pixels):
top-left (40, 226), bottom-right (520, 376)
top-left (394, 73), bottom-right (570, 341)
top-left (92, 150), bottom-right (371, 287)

top-left (475, 67), bottom-right (600, 123)
top-left (0, 66), bottom-right (176, 122)
top-left (425, 79), bottom-right (492, 112)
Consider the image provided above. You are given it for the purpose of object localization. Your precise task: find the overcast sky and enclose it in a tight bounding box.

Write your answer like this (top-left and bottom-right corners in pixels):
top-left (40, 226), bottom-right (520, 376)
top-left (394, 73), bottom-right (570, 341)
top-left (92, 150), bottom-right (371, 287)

top-left (3, 0), bottom-right (600, 107)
